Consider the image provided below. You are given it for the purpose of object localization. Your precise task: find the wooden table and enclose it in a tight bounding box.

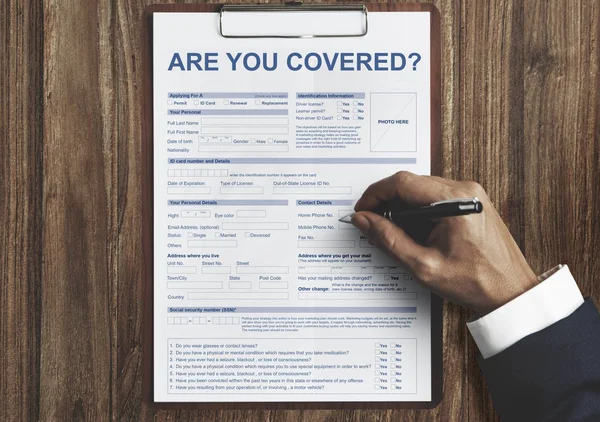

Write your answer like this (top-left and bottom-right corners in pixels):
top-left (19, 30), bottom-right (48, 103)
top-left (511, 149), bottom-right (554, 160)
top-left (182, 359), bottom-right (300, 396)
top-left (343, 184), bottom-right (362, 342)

top-left (1, 0), bottom-right (599, 420)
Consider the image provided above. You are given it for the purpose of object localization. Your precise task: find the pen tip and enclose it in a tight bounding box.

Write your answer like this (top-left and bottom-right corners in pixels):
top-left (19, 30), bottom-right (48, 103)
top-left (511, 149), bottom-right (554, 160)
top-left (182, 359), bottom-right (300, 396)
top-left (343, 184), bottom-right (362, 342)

top-left (338, 213), bottom-right (355, 223)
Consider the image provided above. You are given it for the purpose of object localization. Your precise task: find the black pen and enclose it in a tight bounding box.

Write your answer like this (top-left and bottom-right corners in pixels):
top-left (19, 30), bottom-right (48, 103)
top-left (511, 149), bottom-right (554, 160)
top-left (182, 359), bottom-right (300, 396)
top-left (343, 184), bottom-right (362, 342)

top-left (338, 197), bottom-right (483, 223)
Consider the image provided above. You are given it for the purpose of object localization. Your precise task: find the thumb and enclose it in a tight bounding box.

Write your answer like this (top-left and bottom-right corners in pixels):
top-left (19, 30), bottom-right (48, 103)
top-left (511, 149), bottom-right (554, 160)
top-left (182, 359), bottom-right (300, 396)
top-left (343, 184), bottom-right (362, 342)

top-left (351, 211), bottom-right (436, 276)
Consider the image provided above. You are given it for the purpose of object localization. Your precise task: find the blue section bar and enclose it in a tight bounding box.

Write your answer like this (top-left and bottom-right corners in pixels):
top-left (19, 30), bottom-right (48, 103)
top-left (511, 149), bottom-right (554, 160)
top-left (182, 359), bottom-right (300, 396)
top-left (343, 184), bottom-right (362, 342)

top-left (169, 158), bottom-right (417, 165)
top-left (296, 92), bottom-right (366, 99)
top-left (168, 307), bottom-right (417, 313)
top-left (168, 92), bottom-right (288, 99)
top-left (168, 200), bottom-right (288, 206)
top-left (168, 109), bottom-right (288, 116)
top-left (296, 200), bottom-right (354, 206)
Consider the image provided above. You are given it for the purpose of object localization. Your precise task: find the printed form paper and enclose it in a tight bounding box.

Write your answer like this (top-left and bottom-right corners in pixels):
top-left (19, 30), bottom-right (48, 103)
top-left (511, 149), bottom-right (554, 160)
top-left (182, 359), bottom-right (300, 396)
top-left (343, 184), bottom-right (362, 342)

top-left (153, 11), bottom-right (432, 402)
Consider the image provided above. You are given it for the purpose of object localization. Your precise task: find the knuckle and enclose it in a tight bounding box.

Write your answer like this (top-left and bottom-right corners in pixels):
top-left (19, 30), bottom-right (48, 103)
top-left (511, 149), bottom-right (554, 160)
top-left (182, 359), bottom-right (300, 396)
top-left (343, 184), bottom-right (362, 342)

top-left (465, 181), bottom-right (485, 196)
top-left (394, 170), bottom-right (413, 186)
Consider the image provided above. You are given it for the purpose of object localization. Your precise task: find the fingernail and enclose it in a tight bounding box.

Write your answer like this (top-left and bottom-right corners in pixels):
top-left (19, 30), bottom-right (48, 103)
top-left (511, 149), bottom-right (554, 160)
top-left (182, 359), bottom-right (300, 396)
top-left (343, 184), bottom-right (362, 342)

top-left (351, 213), bottom-right (371, 233)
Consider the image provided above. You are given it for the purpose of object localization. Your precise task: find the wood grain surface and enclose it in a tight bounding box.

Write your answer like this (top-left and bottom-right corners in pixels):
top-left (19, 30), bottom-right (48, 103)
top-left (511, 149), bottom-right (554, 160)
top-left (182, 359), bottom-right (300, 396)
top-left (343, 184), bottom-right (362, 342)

top-left (1, 0), bottom-right (599, 421)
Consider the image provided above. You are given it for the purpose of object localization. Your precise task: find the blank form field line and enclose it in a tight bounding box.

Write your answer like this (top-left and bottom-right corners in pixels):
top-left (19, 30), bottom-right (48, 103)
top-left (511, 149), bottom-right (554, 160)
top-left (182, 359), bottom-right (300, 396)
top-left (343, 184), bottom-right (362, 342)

top-left (273, 186), bottom-right (351, 195)
top-left (167, 187), bottom-right (211, 195)
top-left (259, 281), bottom-right (289, 289)
top-left (188, 240), bottom-right (237, 248)
top-left (237, 266), bottom-right (289, 274)
top-left (236, 209), bottom-right (267, 218)
top-left (229, 281), bottom-right (252, 289)
top-left (188, 292), bottom-right (289, 300)
top-left (298, 266), bottom-right (331, 274)
top-left (298, 240), bottom-right (356, 248)
top-left (200, 117), bottom-right (289, 126)
top-left (220, 186), bottom-right (264, 195)
top-left (298, 292), bottom-right (418, 300)
top-left (222, 222), bottom-right (289, 230)
top-left (339, 222), bottom-right (355, 230)
top-left (167, 266), bottom-right (197, 274)
top-left (167, 282), bottom-right (223, 289)
top-left (201, 126), bottom-right (289, 135)
top-left (201, 266), bottom-right (231, 274)
top-left (198, 144), bottom-right (289, 152)
top-left (182, 210), bottom-right (211, 218)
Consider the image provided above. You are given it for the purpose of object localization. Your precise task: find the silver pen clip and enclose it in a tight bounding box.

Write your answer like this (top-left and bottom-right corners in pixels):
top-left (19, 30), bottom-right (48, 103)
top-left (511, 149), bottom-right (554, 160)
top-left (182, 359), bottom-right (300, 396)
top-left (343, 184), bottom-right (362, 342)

top-left (430, 197), bottom-right (479, 206)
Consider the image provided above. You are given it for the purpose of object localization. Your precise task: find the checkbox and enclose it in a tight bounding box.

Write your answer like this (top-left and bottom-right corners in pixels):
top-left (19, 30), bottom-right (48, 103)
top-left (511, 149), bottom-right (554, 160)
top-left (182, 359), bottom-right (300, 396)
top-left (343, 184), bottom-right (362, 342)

top-left (353, 115), bottom-right (359, 120)
top-left (337, 115), bottom-right (342, 120)
top-left (384, 275), bottom-right (390, 280)
top-left (194, 100), bottom-right (199, 105)
top-left (167, 100), bottom-right (173, 105)
top-left (337, 108), bottom-right (342, 113)
top-left (337, 101), bottom-right (343, 106)
top-left (353, 100), bottom-right (358, 105)
top-left (255, 100), bottom-right (261, 105)
top-left (223, 100), bottom-right (229, 105)
top-left (167, 317), bottom-right (174, 324)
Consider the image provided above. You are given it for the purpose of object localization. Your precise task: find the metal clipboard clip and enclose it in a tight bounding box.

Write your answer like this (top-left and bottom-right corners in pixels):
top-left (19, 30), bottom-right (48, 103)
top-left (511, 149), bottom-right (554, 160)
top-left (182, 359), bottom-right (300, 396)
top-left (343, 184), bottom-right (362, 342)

top-left (219, 2), bottom-right (368, 39)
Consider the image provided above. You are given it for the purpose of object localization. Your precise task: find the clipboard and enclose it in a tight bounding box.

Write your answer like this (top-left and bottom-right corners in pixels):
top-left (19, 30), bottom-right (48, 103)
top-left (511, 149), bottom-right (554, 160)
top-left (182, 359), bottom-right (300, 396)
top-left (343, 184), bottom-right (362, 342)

top-left (142, 2), bottom-right (442, 410)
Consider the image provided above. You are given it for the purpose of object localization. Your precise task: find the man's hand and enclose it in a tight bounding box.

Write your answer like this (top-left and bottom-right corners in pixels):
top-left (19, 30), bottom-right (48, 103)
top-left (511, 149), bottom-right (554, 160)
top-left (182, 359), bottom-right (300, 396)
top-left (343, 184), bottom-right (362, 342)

top-left (352, 171), bottom-right (538, 315)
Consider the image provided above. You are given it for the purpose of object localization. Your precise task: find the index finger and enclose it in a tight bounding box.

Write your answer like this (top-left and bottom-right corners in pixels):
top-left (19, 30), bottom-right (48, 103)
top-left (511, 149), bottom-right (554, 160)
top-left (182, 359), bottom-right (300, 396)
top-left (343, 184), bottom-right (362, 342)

top-left (355, 171), bottom-right (454, 212)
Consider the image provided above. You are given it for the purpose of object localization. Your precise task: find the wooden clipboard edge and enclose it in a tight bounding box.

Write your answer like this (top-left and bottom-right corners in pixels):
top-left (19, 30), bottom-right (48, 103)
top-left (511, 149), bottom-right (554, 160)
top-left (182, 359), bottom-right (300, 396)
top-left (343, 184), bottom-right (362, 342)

top-left (142, 2), bottom-right (442, 410)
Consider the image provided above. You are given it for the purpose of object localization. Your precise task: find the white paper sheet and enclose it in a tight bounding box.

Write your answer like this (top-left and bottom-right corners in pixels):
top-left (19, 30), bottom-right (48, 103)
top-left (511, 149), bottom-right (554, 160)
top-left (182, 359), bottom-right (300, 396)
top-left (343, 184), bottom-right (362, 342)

top-left (153, 11), bottom-right (433, 403)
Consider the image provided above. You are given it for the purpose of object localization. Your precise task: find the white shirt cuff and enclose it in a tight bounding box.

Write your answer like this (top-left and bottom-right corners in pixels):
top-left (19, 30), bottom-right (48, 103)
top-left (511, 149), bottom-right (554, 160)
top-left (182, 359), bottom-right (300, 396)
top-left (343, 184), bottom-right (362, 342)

top-left (466, 265), bottom-right (584, 359)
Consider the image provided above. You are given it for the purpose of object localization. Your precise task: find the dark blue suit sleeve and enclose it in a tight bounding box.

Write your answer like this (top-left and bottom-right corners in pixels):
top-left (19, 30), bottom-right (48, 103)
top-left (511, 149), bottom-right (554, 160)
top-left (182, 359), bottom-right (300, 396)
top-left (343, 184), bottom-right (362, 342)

top-left (478, 298), bottom-right (600, 422)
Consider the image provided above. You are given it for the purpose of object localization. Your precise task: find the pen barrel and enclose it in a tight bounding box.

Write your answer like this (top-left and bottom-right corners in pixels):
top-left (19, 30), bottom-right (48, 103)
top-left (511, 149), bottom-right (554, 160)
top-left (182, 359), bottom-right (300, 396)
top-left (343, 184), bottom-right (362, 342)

top-left (387, 202), bottom-right (482, 221)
